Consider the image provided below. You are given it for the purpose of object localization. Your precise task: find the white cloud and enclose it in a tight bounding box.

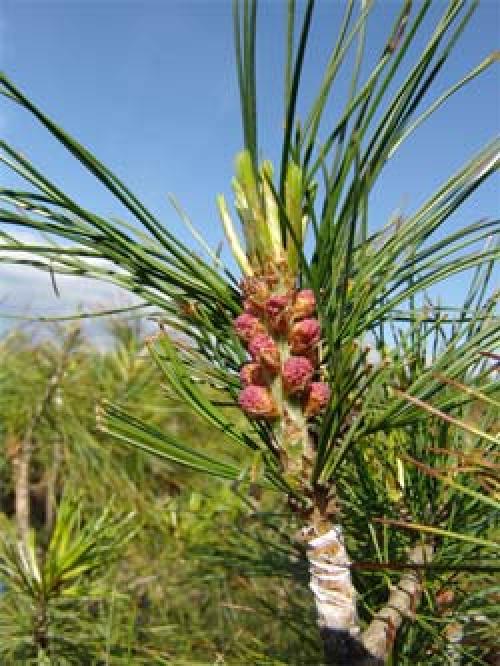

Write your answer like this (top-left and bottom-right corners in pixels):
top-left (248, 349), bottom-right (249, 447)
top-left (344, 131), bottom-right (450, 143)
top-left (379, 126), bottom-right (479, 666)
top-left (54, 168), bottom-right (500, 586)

top-left (0, 223), bottom-right (165, 351)
top-left (0, 228), bottom-right (131, 309)
top-left (0, 262), bottom-right (145, 346)
top-left (0, 228), bottom-right (141, 339)
top-left (0, 264), bottom-right (128, 308)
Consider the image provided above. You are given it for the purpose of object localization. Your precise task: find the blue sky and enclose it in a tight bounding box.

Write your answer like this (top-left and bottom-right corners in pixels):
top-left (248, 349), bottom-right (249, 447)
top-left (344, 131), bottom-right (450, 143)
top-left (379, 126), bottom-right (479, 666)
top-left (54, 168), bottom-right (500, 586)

top-left (0, 0), bottom-right (499, 339)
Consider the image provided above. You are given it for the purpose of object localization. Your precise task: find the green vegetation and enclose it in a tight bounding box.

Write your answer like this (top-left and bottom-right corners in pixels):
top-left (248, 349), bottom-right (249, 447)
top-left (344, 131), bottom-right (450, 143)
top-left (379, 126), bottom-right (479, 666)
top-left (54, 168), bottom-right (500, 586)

top-left (0, 320), bottom-right (497, 664)
top-left (0, 324), bottom-right (321, 664)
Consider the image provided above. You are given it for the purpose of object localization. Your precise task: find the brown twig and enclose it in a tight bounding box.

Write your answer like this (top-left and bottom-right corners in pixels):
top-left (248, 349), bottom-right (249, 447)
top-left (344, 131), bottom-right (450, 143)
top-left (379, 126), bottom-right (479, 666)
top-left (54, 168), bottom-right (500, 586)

top-left (361, 543), bottom-right (433, 662)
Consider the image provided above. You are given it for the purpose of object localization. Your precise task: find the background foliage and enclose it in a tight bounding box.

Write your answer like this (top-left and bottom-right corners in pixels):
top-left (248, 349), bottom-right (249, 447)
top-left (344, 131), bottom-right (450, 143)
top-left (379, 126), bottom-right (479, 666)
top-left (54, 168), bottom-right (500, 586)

top-left (0, 318), bottom-right (498, 664)
top-left (0, 322), bottom-right (325, 664)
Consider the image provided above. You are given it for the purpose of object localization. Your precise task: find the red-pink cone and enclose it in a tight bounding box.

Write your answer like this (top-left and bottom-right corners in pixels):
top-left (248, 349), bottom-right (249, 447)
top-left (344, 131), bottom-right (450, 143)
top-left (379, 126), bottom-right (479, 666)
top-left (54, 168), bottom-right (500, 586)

top-left (289, 318), bottom-right (321, 354)
top-left (239, 363), bottom-right (267, 387)
top-left (282, 356), bottom-right (314, 395)
top-left (249, 333), bottom-right (281, 373)
top-left (234, 313), bottom-right (265, 344)
top-left (304, 381), bottom-right (330, 417)
top-left (292, 289), bottom-right (316, 320)
top-left (265, 293), bottom-right (291, 332)
top-left (238, 385), bottom-right (279, 419)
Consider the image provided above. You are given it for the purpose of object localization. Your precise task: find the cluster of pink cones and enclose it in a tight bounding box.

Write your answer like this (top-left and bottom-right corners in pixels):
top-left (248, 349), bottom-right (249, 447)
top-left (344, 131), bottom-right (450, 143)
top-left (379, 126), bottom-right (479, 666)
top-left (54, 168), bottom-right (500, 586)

top-left (234, 280), bottom-right (330, 421)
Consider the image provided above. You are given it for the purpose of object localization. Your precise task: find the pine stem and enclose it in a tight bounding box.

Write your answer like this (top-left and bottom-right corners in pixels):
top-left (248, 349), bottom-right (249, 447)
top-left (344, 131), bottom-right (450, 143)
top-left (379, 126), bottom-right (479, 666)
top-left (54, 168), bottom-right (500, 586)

top-left (445, 621), bottom-right (464, 666)
top-left (35, 601), bottom-right (49, 655)
top-left (305, 523), bottom-right (432, 665)
top-left (361, 542), bottom-right (433, 662)
top-left (305, 523), bottom-right (382, 665)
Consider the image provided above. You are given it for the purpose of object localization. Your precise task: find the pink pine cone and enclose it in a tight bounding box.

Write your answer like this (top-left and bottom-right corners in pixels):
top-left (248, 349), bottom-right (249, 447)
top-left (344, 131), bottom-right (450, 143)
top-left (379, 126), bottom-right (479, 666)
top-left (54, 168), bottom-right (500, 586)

top-left (282, 356), bottom-right (314, 395)
top-left (233, 313), bottom-right (265, 344)
top-left (304, 381), bottom-right (331, 417)
top-left (239, 363), bottom-right (267, 387)
top-left (265, 294), bottom-right (291, 332)
top-left (292, 289), bottom-right (316, 320)
top-left (249, 333), bottom-right (280, 373)
top-left (238, 385), bottom-right (278, 419)
top-left (289, 318), bottom-right (321, 354)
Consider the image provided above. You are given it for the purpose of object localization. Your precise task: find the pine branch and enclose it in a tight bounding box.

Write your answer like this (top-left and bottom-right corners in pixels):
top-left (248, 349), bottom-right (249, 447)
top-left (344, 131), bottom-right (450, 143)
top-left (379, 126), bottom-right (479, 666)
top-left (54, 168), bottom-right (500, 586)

top-left (361, 542), bottom-right (434, 662)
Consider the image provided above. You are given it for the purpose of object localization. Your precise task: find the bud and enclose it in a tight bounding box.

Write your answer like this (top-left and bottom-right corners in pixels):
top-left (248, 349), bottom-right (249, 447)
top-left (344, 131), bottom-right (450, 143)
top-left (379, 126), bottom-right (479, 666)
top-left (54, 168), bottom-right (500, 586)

top-left (240, 362), bottom-right (267, 387)
top-left (241, 277), bottom-right (270, 310)
top-left (238, 385), bottom-right (279, 419)
top-left (304, 382), bottom-right (330, 417)
top-left (282, 356), bottom-right (314, 395)
top-left (292, 289), bottom-right (316, 320)
top-left (243, 300), bottom-right (260, 316)
top-left (180, 300), bottom-right (199, 319)
top-left (265, 293), bottom-right (291, 332)
top-left (289, 318), bottom-right (321, 354)
top-left (249, 333), bottom-right (281, 373)
top-left (234, 313), bottom-right (265, 344)
top-left (436, 589), bottom-right (455, 608)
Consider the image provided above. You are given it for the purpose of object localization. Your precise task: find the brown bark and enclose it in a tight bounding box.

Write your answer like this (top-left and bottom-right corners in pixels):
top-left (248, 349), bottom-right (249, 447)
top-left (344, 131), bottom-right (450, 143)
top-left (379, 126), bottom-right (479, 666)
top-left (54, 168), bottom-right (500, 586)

top-left (14, 436), bottom-right (32, 542)
top-left (361, 543), bottom-right (433, 662)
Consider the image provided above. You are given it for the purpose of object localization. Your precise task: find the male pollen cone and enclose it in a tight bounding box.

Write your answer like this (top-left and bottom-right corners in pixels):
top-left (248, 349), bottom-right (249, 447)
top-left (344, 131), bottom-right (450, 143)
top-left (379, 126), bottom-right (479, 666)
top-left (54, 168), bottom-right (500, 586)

top-left (240, 362), bottom-right (267, 387)
top-left (289, 318), bottom-right (321, 354)
top-left (249, 333), bottom-right (281, 373)
top-left (234, 313), bottom-right (265, 344)
top-left (265, 294), bottom-right (291, 332)
top-left (282, 356), bottom-right (314, 395)
top-left (292, 289), bottom-right (316, 320)
top-left (238, 385), bottom-right (279, 419)
top-left (304, 381), bottom-right (331, 417)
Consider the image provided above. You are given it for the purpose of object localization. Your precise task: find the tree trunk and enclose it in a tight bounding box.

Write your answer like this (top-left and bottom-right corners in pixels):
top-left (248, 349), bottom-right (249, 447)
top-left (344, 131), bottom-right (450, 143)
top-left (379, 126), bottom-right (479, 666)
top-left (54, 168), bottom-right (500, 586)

top-left (14, 436), bottom-right (32, 543)
top-left (304, 523), bottom-right (383, 665)
top-left (305, 521), bottom-right (432, 665)
top-left (14, 328), bottom-right (80, 543)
